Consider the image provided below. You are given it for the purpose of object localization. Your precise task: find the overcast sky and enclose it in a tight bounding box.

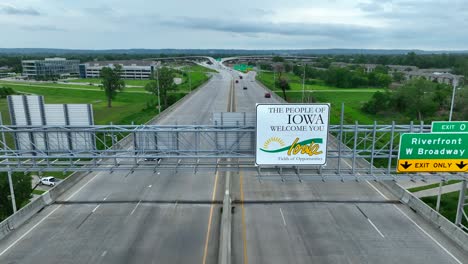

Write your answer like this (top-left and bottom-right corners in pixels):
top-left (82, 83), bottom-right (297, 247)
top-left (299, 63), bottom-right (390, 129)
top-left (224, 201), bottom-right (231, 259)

top-left (0, 0), bottom-right (467, 50)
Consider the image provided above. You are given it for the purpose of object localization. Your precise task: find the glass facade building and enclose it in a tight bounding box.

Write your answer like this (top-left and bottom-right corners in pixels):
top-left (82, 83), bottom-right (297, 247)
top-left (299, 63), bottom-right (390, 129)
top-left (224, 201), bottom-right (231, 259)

top-left (22, 58), bottom-right (80, 79)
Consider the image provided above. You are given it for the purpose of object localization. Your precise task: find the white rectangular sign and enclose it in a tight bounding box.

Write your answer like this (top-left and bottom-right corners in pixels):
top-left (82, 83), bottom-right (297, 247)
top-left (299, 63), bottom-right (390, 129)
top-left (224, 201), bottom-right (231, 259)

top-left (256, 104), bottom-right (330, 166)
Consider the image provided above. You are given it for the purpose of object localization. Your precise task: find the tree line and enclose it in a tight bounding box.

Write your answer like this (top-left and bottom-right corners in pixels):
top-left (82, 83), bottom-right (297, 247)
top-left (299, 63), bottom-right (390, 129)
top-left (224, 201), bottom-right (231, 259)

top-left (361, 78), bottom-right (464, 121)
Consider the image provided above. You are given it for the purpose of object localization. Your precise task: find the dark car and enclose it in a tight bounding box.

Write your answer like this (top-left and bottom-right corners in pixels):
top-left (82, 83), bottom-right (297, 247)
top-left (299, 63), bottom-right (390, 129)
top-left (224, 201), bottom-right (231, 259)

top-left (239, 76), bottom-right (243, 79)
top-left (235, 80), bottom-right (239, 83)
top-left (243, 86), bottom-right (248, 90)
top-left (264, 92), bottom-right (271, 98)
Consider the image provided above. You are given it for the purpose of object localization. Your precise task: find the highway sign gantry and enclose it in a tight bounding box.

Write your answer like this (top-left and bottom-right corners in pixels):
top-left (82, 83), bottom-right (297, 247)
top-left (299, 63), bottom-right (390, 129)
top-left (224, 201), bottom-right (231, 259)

top-left (432, 121), bottom-right (468, 133)
top-left (397, 133), bottom-right (468, 173)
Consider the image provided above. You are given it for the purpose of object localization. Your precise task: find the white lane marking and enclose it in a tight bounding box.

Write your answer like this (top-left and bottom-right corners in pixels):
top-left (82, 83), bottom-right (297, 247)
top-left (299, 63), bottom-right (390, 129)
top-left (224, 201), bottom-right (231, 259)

top-left (130, 200), bottom-right (141, 215)
top-left (393, 205), bottom-right (462, 264)
top-left (367, 219), bottom-right (385, 238)
top-left (0, 171), bottom-right (103, 257)
top-left (101, 250), bottom-right (107, 257)
top-left (92, 204), bottom-right (101, 213)
top-left (342, 159), bottom-right (352, 168)
top-left (342, 154), bottom-right (461, 263)
top-left (342, 159), bottom-right (391, 201)
top-left (148, 185), bottom-right (152, 188)
top-left (279, 208), bottom-right (287, 226)
top-left (365, 181), bottom-right (390, 201)
top-left (67, 172), bottom-right (104, 201)
top-left (0, 205), bottom-right (61, 256)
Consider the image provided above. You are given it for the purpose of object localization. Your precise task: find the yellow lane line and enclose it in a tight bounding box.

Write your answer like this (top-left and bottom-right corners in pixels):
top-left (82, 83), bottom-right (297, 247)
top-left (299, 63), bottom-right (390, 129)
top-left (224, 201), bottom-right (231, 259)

top-left (240, 171), bottom-right (248, 264)
top-left (202, 170), bottom-right (219, 264)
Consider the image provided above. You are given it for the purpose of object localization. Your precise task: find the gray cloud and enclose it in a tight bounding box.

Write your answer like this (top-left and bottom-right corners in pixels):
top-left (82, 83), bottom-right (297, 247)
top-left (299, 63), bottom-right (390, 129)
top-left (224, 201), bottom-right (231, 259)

top-left (20, 25), bottom-right (66, 32)
top-left (83, 5), bottom-right (115, 16)
top-left (0, 5), bottom-right (40, 16)
top-left (162, 17), bottom-right (377, 39)
top-left (248, 8), bottom-right (274, 16)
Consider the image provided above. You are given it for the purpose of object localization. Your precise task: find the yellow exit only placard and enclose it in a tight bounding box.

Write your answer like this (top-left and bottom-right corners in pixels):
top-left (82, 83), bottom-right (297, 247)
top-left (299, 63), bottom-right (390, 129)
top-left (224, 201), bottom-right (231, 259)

top-left (397, 159), bottom-right (468, 173)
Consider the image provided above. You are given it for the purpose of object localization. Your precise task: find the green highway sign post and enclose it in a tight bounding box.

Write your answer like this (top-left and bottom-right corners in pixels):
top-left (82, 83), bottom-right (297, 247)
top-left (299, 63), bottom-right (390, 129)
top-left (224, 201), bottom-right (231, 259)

top-left (432, 121), bottom-right (468, 133)
top-left (398, 133), bottom-right (468, 173)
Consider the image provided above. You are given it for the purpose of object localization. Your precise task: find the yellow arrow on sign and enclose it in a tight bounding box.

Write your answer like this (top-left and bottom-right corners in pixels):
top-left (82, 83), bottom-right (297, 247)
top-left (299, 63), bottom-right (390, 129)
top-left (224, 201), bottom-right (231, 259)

top-left (397, 159), bottom-right (468, 173)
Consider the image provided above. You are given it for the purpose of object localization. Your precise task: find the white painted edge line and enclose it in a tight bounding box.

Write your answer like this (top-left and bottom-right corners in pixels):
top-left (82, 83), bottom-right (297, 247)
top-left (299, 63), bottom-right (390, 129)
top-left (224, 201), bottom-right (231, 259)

top-left (130, 200), bottom-right (141, 216)
top-left (367, 219), bottom-right (385, 238)
top-left (392, 205), bottom-right (462, 264)
top-left (92, 204), bottom-right (101, 213)
top-left (101, 250), bottom-right (108, 257)
top-left (0, 171), bottom-right (104, 257)
top-left (344, 156), bottom-right (461, 263)
top-left (365, 181), bottom-right (390, 201)
top-left (366, 179), bottom-right (462, 264)
top-left (279, 208), bottom-right (287, 226)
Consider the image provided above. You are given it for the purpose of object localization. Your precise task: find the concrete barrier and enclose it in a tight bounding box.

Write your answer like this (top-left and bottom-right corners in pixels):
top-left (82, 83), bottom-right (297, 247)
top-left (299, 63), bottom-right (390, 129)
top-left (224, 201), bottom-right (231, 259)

top-left (47, 172), bottom-right (89, 202)
top-left (218, 171), bottom-right (232, 264)
top-left (0, 195), bottom-right (46, 241)
top-left (379, 181), bottom-right (468, 253)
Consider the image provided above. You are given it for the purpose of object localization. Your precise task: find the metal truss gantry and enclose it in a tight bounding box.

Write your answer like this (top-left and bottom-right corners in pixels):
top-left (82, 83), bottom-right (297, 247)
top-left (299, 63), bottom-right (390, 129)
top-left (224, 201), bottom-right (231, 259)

top-left (0, 122), bottom-right (466, 182)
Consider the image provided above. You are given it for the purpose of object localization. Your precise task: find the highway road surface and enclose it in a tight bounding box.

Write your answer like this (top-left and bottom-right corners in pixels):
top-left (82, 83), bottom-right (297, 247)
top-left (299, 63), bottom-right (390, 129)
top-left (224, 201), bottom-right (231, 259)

top-left (0, 61), bottom-right (467, 264)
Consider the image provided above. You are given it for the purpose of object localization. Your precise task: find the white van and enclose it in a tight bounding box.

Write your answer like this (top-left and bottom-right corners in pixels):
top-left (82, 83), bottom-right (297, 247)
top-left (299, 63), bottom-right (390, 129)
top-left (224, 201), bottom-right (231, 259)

top-left (40, 177), bottom-right (57, 187)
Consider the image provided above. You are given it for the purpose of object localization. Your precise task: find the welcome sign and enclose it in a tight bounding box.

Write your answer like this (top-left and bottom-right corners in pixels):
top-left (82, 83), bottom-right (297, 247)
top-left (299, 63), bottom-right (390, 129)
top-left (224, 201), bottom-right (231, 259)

top-left (256, 104), bottom-right (330, 166)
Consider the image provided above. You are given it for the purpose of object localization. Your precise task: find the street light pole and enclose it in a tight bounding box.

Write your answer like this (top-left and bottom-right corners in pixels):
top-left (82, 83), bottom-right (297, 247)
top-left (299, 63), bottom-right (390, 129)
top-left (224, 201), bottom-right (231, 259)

top-left (273, 70), bottom-right (276, 90)
top-left (188, 70), bottom-right (192, 91)
top-left (156, 67), bottom-right (161, 114)
top-left (449, 78), bottom-right (458, 121)
top-left (0, 113), bottom-right (16, 213)
top-left (302, 63), bottom-right (306, 103)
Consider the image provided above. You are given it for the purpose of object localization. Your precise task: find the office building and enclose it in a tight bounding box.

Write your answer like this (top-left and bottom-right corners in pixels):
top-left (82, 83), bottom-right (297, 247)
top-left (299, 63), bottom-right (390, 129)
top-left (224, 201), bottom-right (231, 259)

top-left (22, 58), bottom-right (80, 79)
top-left (79, 60), bottom-right (160, 79)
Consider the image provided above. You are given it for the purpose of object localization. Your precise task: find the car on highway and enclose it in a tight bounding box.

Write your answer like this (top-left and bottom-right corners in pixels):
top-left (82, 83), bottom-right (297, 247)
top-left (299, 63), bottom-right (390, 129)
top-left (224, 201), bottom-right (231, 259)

top-left (264, 92), bottom-right (271, 98)
top-left (235, 80), bottom-right (239, 83)
top-left (239, 76), bottom-right (243, 79)
top-left (243, 86), bottom-right (248, 90)
top-left (40, 177), bottom-right (57, 187)
top-left (144, 157), bottom-right (162, 162)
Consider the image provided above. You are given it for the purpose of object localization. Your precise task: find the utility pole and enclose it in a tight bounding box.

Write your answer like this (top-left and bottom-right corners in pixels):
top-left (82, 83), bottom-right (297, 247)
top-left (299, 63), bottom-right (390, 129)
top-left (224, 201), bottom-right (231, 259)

top-left (0, 113), bottom-right (17, 213)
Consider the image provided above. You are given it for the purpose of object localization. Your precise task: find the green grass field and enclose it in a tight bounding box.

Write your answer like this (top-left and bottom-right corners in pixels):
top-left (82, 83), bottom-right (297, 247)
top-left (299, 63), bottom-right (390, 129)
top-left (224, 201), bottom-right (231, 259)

top-left (408, 180), bottom-right (462, 193)
top-left (184, 64), bottom-right (218, 73)
top-left (0, 81), bottom-right (148, 92)
top-left (256, 71), bottom-right (389, 124)
top-left (0, 70), bottom-right (212, 125)
top-left (67, 78), bottom-right (151, 86)
top-left (0, 85), bottom-right (163, 125)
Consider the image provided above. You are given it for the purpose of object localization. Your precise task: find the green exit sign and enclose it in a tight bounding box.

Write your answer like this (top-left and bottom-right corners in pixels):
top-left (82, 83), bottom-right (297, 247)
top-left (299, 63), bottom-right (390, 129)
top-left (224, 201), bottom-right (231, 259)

top-left (432, 121), bottom-right (468, 133)
top-left (399, 133), bottom-right (468, 160)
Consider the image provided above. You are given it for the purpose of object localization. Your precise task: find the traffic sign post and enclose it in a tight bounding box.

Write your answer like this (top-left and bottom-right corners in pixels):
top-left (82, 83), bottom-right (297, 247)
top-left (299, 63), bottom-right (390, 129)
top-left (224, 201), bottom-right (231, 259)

top-left (431, 121), bottom-right (468, 133)
top-left (397, 133), bottom-right (468, 173)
